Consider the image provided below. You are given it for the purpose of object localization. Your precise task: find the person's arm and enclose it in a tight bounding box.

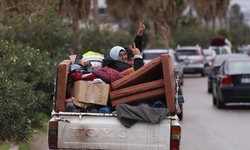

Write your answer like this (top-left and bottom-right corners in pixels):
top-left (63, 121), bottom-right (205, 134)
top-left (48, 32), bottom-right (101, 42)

top-left (133, 57), bottom-right (144, 71)
top-left (129, 43), bottom-right (144, 71)
top-left (134, 20), bottom-right (145, 52)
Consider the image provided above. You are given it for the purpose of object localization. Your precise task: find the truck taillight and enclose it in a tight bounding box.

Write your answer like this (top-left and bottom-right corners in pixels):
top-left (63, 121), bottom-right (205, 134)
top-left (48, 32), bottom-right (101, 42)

top-left (171, 126), bottom-right (181, 150)
top-left (48, 121), bottom-right (58, 149)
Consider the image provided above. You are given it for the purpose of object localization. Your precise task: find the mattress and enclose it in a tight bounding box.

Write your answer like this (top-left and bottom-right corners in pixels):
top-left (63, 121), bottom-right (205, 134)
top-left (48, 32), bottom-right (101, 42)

top-left (110, 79), bottom-right (164, 100)
top-left (161, 54), bottom-right (176, 113)
top-left (56, 60), bottom-right (71, 112)
top-left (111, 56), bottom-right (163, 90)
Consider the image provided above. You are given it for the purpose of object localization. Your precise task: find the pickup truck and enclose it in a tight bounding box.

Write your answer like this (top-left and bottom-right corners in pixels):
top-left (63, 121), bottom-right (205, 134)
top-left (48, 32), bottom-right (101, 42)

top-left (47, 57), bottom-right (182, 150)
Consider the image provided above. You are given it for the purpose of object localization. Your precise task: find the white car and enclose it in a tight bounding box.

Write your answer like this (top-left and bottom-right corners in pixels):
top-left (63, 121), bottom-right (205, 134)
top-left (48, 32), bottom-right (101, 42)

top-left (203, 49), bottom-right (216, 66)
top-left (209, 45), bottom-right (231, 55)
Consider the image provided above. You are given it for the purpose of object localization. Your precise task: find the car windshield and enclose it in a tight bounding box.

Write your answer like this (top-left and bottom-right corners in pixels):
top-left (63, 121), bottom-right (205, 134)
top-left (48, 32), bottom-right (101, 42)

top-left (228, 61), bottom-right (250, 74)
top-left (203, 51), bottom-right (212, 57)
top-left (177, 50), bottom-right (198, 56)
top-left (143, 53), bottom-right (166, 59)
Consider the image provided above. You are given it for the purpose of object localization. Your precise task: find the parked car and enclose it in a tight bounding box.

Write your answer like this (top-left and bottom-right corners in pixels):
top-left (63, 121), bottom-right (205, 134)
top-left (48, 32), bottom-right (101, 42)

top-left (142, 48), bottom-right (184, 86)
top-left (203, 49), bottom-right (216, 66)
top-left (207, 54), bottom-right (249, 93)
top-left (176, 45), bottom-right (209, 77)
top-left (236, 47), bottom-right (250, 57)
top-left (212, 57), bottom-right (250, 108)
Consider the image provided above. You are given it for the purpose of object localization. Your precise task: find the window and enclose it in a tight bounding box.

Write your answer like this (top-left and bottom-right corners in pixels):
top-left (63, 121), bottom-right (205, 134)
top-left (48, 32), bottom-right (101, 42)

top-left (143, 53), bottom-right (166, 59)
top-left (228, 61), bottom-right (250, 74)
top-left (177, 50), bottom-right (198, 56)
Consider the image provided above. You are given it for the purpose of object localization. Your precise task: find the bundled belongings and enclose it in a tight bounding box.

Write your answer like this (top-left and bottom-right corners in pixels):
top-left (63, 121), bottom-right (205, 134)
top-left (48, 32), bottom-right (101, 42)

top-left (211, 36), bottom-right (226, 46)
top-left (54, 52), bottom-right (181, 121)
top-left (81, 51), bottom-right (104, 71)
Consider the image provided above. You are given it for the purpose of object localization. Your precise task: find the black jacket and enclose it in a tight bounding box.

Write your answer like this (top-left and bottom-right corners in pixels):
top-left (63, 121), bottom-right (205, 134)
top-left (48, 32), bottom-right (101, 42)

top-left (102, 56), bottom-right (132, 72)
top-left (102, 56), bottom-right (144, 72)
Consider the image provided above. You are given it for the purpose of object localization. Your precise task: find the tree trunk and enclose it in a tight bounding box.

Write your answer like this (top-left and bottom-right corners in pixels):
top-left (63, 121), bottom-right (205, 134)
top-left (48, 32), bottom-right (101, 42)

top-left (157, 21), bottom-right (170, 48)
top-left (219, 18), bottom-right (222, 29)
top-left (118, 17), bottom-right (122, 30)
top-left (225, 16), bottom-right (229, 30)
top-left (149, 19), bottom-right (156, 48)
top-left (212, 17), bottom-right (215, 32)
top-left (189, 7), bottom-right (193, 27)
top-left (177, 16), bottom-right (182, 31)
top-left (92, 0), bottom-right (99, 26)
top-left (198, 17), bottom-right (203, 30)
top-left (73, 18), bottom-right (79, 31)
top-left (133, 18), bottom-right (138, 36)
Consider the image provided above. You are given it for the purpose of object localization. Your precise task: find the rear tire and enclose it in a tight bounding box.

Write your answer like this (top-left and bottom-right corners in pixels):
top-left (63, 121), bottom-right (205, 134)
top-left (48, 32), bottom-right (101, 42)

top-left (216, 97), bottom-right (225, 108)
top-left (177, 104), bottom-right (183, 120)
top-left (201, 69), bottom-right (206, 77)
top-left (208, 87), bottom-right (212, 93)
top-left (213, 95), bottom-right (217, 105)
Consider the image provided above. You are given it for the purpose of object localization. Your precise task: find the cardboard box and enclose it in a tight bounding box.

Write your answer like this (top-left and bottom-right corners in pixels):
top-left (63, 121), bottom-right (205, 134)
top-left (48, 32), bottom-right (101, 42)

top-left (67, 81), bottom-right (110, 106)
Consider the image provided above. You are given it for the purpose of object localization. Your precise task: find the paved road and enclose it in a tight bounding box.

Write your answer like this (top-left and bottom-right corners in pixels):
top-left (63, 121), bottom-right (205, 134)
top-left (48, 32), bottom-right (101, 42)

top-left (180, 74), bottom-right (250, 150)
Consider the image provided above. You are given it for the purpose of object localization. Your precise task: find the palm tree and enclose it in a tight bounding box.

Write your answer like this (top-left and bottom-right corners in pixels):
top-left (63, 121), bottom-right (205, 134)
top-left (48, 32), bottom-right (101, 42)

top-left (216, 0), bottom-right (230, 29)
top-left (105, 0), bottom-right (129, 29)
top-left (59, 0), bottom-right (91, 31)
top-left (92, 0), bottom-right (99, 26)
top-left (106, 0), bottom-right (146, 34)
top-left (146, 0), bottom-right (187, 47)
top-left (189, 0), bottom-right (229, 31)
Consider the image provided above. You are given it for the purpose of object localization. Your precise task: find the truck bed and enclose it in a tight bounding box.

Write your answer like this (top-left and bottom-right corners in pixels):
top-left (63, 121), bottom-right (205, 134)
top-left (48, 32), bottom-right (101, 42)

top-left (48, 111), bottom-right (179, 150)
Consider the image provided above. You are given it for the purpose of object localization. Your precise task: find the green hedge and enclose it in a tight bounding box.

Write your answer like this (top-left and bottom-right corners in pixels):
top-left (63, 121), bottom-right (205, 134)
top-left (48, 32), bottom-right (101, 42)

top-left (0, 40), bottom-right (57, 143)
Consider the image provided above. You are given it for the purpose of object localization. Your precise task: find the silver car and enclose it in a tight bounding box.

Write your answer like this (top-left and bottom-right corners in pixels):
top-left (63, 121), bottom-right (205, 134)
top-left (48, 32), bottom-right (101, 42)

top-left (176, 45), bottom-right (209, 77)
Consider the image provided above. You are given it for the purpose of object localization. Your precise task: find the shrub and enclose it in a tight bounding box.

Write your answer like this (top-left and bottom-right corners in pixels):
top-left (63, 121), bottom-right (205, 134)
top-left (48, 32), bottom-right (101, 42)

top-left (0, 40), bottom-right (57, 143)
top-left (0, 0), bottom-right (75, 58)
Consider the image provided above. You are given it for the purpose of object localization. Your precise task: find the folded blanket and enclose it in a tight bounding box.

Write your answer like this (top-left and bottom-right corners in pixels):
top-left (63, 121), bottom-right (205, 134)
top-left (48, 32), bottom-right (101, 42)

top-left (116, 104), bottom-right (170, 128)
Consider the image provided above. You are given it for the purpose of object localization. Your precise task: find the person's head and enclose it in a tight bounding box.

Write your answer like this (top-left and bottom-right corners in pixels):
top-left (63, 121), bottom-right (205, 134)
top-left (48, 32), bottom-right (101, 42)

top-left (109, 46), bottom-right (127, 63)
top-left (125, 47), bottom-right (134, 66)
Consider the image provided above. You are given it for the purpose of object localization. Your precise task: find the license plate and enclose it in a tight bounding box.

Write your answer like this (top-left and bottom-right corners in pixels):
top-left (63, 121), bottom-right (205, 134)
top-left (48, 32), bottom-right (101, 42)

top-left (241, 78), bottom-right (250, 83)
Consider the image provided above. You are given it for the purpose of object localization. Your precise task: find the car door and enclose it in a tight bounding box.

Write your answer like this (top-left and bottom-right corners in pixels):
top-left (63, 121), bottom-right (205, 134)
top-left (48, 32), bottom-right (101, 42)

top-left (214, 62), bottom-right (226, 100)
top-left (213, 62), bottom-right (223, 98)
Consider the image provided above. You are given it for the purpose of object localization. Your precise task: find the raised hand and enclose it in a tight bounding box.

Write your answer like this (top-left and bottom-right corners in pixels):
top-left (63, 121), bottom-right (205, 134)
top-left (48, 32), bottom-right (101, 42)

top-left (129, 42), bottom-right (140, 56)
top-left (137, 20), bottom-right (146, 36)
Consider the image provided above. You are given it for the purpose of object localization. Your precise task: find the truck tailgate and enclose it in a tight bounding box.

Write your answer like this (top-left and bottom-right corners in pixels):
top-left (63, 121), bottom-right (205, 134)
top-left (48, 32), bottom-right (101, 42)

top-left (49, 113), bottom-right (172, 150)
